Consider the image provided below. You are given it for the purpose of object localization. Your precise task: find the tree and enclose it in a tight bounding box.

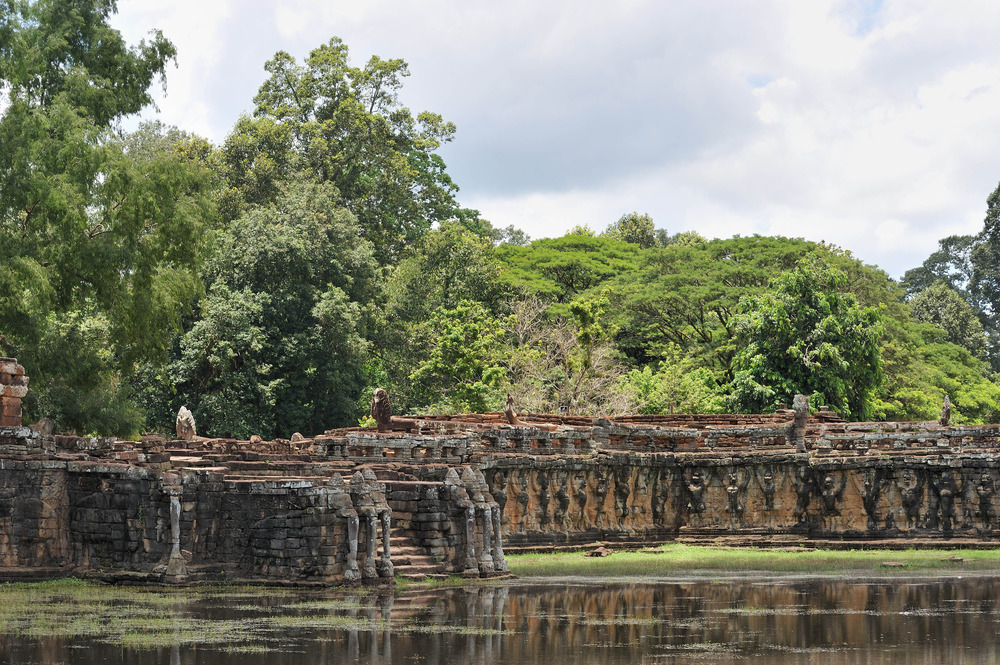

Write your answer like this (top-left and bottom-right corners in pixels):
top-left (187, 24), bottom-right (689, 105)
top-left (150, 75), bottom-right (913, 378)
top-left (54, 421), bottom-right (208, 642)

top-left (409, 301), bottom-right (509, 413)
top-left (908, 282), bottom-right (989, 361)
top-left (164, 182), bottom-right (380, 438)
top-left (503, 297), bottom-right (632, 416)
top-left (603, 212), bottom-right (658, 248)
top-left (620, 346), bottom-right (726, 415)
top-left (901, 235), bottom-right (977, 302)
top-left (225, 37), bottom-right (474, 261)
top-left (729, 256), bottom-right (884, 419)
top-left (605, 235), bottom-right (829, 373)
top-left (0, 1), bottom-right (213, 434)
top-left (496, 234), bottom-right (640, 308)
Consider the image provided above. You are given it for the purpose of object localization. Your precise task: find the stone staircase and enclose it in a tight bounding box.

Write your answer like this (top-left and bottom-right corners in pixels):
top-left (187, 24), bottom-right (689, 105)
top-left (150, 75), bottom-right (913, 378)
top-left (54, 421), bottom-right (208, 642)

top-left (381, 528), bottom-right (447, 581)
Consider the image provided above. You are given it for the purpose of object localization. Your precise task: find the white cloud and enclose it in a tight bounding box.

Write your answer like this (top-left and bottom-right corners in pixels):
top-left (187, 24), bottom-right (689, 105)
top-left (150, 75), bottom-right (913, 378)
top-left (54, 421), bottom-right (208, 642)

top-left (108, 0), bottom-right (1000, 277)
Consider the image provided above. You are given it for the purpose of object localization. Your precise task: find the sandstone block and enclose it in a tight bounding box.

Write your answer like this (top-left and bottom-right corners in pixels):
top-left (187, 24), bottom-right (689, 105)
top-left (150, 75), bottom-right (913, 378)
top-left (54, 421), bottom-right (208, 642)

top-left (0, 385), bottom-right (27, 398)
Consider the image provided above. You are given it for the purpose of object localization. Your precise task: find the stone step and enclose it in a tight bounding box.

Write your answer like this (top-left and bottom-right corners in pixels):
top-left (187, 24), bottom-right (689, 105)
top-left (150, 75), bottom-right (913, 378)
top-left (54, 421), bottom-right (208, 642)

top-left (397, 572), bottom-right (450, 582)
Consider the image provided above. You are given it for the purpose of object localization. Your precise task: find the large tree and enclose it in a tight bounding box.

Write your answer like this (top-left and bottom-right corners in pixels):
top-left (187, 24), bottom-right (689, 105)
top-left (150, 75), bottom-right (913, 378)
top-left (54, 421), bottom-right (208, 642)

top-left (0, 1), bottom-right (213, 434)
top-left (729, 256), bottom-right (884, 419)
top-left (161, 182), bottom-right (380, 439)
top-left (223, 37), bottom-right (478, 260)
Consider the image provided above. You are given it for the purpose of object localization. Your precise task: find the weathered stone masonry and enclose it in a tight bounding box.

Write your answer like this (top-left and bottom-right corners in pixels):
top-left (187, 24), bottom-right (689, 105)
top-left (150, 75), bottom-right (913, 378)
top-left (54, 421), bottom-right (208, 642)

top-left (3, 357), bottom-right (1000, 585)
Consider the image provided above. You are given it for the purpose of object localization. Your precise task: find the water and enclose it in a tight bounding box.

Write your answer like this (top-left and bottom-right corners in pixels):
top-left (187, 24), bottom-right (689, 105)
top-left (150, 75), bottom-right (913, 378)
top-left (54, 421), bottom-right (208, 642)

top-left (4, 576), bottom-right (1000, 663)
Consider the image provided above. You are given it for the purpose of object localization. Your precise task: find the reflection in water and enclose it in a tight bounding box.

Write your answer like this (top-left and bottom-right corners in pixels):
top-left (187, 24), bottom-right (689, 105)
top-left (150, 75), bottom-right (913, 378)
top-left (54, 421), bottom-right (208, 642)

top-left (5, 577), bottom-right (1000, 663)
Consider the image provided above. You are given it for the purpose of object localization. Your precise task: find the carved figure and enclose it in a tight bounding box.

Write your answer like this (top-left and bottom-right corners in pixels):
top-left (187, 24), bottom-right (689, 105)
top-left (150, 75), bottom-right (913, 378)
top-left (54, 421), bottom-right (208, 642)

top-left (536, 470), bottom-right (551, 530)
top-left (726, 470), bottom-right (749, 528)
top-left (793, 465), bottom-right (815, 523)
top-left (490, 469), bottom-right (509, 517)
top-left (554, 470), bottom-right (571, 529)
top-left (370, 388), bottom-right (392, 432)
top-left (819, 473), bottom-right (847, 525)
top-left (898, 469), bottom-right (924, 530)
top-left (594, 469), bottom-right (610, 527)
top-left (175, 406), bottom-right (196, 441)
top-left (860, 469), bottom-right (882, 531)
top-left (756, 466), bottom-right (780, 512)
top-left (614, 467), bottom-right (632, 520)
top-left (932, 470), bottom-right (959, 532)
top-left (573, 471), bottom-right (590, 530)
top-left (976, 472), bottom-right (996, 530)
top-left (686, 469), bottom-right (706, 515)
top-left (940, 394), bottom-right (951, 426)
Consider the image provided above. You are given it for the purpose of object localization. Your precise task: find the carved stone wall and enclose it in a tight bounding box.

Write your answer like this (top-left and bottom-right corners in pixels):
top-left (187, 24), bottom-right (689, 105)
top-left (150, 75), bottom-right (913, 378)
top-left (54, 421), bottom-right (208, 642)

top-left (485, 452), bottom-right (1000, 546)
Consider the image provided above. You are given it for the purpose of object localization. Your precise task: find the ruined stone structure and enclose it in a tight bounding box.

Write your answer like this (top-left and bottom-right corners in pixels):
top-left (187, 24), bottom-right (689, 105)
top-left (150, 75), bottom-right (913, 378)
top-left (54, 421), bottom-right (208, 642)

top-left (2, 359), bottom-right (1000, 585)
top-left (0, 359), bottom-right (27, 428)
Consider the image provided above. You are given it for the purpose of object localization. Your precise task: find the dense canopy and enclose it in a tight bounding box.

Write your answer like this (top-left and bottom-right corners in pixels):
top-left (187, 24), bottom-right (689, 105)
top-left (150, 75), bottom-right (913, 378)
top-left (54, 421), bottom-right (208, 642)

top-left (2, 0), bottom-right (999, 435)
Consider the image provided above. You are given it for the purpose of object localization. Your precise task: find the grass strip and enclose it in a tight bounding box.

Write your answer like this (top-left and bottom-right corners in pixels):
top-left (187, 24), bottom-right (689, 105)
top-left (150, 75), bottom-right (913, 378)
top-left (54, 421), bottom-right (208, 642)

top-left (506, 543), bottom-right (1000, 577)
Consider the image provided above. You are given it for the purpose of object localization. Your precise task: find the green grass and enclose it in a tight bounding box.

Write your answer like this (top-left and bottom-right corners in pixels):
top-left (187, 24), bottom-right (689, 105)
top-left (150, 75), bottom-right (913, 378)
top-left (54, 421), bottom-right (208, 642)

top-left (506, 543), bottom-right (1000, 577)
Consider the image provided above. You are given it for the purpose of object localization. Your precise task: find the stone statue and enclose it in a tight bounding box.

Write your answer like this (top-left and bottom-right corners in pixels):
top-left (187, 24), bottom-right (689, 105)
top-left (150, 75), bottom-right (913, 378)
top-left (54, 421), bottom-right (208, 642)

top-left (726, 470), bottom-right (749, 528)
top-left (940, 394), bottom-right (951, 426)
top-left (898, 469), bottom-right (923, 530)
top-left (792, 394), bottom-right (809, 452)
top-left (176, 406), bottom-right (196, 441)
top-left (932, 470), bottom-right (959, 532)
top-left (503, 393), bottom-right (525, 426)
top-left (976, 472), bottom-right (996, 530)
top-left (793, 465), bottom-right (815, 523)
top-left (370, 388), bottom-right (392, 432)
top-left (686, 469), bottom-right (706, 515)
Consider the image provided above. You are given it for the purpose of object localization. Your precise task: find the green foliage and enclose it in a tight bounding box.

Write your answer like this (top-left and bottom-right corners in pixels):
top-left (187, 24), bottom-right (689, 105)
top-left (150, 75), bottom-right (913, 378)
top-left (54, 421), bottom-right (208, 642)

top-left (620, 344), bottom-right (726, 415)
top-left (730, 256), bottom-right (884, 419)
top-left (379, 222), bottom-right (509, 412)
top-left (165, 182), bottom-right (379, 438)
top-left (0, 1), bottom-right (212, 434)
top-left (22, 310), bottom-right (143, 436)
top-left (606, 235), bottom-right (830, 372)
top-left (409, 301), bottom-right (509, 413)
top-left (497, 234), bottom-right (640, 307)
top-left (603, 212), bottom-right (658, 248)
top-left (871, 321), bottom-right (1000, 424)
top-left (227, 37), bottom-right (472, 261)
top-left (908, 282), bottom-right (988, 361)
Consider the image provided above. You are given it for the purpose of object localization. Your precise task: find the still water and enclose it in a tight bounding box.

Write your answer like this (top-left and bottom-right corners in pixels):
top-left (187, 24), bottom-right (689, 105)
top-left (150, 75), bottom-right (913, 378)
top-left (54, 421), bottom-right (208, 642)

top-left (4, 576), bottom-right (1000, 664)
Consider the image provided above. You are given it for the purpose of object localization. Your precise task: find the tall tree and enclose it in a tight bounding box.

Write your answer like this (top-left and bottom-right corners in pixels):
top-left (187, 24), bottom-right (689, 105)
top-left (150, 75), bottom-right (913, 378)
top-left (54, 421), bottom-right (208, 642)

top-left (0, 1), bottom-right (212, 434)
top-left (603, 212), bottom-right (658, 248)
top-left (164, 182), bottom-right (380, 438)
top-left (224, 37), bottom-right (476, 261)
top-left (729, 256), bottom-right (884, 419)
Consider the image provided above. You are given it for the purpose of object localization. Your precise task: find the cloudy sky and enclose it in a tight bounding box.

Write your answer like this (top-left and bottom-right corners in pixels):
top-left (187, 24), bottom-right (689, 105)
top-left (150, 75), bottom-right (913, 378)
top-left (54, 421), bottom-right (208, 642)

top-left (112, 0), bottom-right (1000, 277)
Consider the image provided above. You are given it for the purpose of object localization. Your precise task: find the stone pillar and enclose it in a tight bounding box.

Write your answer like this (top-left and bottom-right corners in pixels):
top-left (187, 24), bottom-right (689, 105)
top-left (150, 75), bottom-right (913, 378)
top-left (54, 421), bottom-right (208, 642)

top-left (345, 514), bottom-right (361, 582)
top-left (363, 514), bottom-right (378, 579)
top-left (165, 485), bottom-right (187, 577)
top-left (791, 394), bottom-right (809, 453)
top-left (478, 507), bottom-right (495, 575)
top-left (491, 506), bottom-right (508, 573)
top-left (0, 358), bottom-right (28, 428)
top-left (377, 511), bottom-right (393, 578)
top-left (462, 505), bottom-right (478, 577)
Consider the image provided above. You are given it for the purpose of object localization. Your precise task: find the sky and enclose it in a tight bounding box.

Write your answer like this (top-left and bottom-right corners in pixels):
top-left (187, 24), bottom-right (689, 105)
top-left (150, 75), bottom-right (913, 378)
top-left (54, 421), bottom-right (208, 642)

top-left (111, 0), bottom-right (1000, 278)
